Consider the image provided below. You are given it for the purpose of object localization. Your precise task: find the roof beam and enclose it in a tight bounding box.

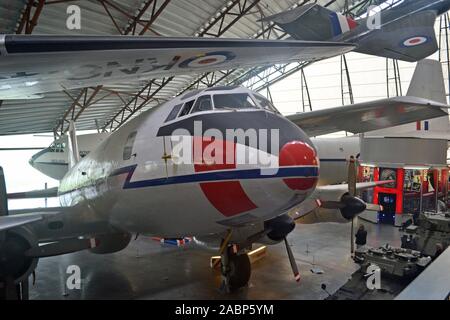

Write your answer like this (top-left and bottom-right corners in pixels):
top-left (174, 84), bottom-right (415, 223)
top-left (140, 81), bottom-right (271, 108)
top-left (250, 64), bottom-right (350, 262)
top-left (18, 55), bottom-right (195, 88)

top-left (55, 86), bottom-right (104, 135)
top-left (226, 0), bottom-right (363, 92)
top-left (53, 0), bottom-right (171, 134)
top-left (16, 0), bottom-right (46, 34)
top-left (176, 0), bottom-right (308, 95)
top-left (101, 0), bottom-right (262, 132)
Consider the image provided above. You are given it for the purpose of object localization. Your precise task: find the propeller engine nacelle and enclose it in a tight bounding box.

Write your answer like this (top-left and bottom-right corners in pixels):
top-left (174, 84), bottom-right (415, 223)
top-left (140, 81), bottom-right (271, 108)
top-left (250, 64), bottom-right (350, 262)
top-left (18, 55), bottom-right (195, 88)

top-left (89, 232), bottom-right (132, 254)
top-left (339, 194), bottom-right (367, 220)
top-left (258, 214), bottom-right (296, 245)
top-left (0, 227), bottom-right (39, 284)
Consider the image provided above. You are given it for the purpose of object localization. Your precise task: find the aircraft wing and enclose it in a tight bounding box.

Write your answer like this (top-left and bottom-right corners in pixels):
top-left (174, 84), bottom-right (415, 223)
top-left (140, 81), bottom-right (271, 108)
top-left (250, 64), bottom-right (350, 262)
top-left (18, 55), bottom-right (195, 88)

top-left (290, 180), bottom-right (393, 222)
top-left (7, 187), bottom-right (58, 199)
top-left (314, 180), bottom-right (395, 198)
top-left (353, 10), bottom-right (438, 62)
top-left (0, 35), bottom-right (355, 99)
top-left (287, 96), bottom-right (449, 137)
top-left (0, 210), bottom-right (60, 232)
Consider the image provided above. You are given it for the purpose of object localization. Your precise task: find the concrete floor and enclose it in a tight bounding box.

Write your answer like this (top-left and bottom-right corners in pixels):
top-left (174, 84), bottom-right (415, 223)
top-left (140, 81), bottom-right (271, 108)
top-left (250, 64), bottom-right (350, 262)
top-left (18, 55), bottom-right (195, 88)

top-left (29, 220), bottom-right (400, 300)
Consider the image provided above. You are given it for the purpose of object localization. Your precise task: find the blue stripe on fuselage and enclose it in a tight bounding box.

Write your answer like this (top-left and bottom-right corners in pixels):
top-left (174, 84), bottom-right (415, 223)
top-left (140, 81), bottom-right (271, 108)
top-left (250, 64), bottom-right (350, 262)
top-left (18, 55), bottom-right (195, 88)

top-left (111, 165), bottom-right (319, 190)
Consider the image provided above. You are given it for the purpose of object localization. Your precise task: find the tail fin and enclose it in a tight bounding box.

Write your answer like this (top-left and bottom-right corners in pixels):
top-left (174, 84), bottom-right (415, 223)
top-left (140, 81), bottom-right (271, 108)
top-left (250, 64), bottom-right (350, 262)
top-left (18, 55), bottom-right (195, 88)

top-left (407, 59), bottom-right (447, 104)
top-left (0, 167), bottom-right (8, 216)
top-left (262, 4), bottom-right (357, 41)
top-left (67, 120), bottom-right (80, 169)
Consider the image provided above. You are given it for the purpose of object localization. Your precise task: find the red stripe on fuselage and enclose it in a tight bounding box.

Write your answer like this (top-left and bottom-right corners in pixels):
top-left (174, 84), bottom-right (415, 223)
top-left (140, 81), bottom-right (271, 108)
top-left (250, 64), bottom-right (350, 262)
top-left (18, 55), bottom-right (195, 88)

top-left (193, 137), bottom-right (258, 217)
top-left (199, 181), bottom-right (257, 217)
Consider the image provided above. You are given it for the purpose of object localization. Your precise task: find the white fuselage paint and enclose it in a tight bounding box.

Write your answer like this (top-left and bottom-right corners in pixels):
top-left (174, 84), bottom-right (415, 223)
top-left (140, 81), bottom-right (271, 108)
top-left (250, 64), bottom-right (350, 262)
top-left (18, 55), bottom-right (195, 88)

top-left (32, 135), bottom-right (359, 186)
top-left (42, 87), bottom-right (320, 240)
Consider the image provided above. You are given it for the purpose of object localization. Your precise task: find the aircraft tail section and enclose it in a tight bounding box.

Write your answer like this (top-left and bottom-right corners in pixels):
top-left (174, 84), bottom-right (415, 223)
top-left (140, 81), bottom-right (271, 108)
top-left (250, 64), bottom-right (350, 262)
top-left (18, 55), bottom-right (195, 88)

top-left (0, 167), bottom-right (8, 216)
top-left (407, 59), bottom-right (447, 104)
top-left (67, 121), bottom-right (80, 169)
top-left (261, 4), bottom-right (358, 41)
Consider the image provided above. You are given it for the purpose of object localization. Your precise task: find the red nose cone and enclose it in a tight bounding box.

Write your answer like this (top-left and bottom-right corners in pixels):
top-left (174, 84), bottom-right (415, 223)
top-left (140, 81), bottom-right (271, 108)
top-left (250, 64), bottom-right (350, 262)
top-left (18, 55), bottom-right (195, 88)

top-left (279, 141), bottom-right (318, 191)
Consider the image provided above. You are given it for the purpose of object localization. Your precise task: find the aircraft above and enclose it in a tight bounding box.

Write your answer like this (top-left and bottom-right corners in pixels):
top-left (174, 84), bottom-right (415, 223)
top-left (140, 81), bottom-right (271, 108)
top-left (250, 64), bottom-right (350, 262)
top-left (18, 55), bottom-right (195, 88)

top-left (1, 0), bottom-right (450, 101)
top-left (263, 0), bottom-right (450, 62)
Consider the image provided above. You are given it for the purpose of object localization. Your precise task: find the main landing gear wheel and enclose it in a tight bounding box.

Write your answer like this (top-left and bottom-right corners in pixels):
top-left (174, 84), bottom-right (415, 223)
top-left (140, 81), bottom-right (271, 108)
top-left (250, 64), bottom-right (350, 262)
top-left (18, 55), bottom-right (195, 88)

top-left (220, 246), bottom-right (251, 293)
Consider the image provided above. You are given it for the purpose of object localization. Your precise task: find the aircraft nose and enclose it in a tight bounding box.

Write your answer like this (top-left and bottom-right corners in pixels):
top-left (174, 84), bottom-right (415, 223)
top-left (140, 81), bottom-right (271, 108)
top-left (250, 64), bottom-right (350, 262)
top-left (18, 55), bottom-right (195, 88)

top-left (279, 140), bottom-right (319, 191)
top-left (29, 148), bottom-right (47, 167)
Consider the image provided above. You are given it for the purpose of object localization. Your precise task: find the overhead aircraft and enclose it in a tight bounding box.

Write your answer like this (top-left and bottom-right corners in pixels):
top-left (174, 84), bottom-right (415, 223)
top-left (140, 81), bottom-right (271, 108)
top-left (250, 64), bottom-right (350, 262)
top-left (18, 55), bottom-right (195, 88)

top-left (1, 0), bottom-right (450, 100)
top-left (262, 0), bottom-right (450, 62)
top-left (1, 58), bottom-right (448, 296)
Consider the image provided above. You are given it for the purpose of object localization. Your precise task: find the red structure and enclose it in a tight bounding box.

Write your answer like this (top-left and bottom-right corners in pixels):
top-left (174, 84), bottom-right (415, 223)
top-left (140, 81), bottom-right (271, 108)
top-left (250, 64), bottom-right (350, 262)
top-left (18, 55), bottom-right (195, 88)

top-left (359, 166), bottom-right (449, 225)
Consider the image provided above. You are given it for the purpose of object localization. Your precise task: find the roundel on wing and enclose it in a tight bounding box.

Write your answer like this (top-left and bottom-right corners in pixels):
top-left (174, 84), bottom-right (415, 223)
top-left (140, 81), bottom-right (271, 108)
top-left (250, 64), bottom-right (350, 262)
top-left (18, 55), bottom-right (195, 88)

top-left (402, 36), bottom-right (429, 47)
top-left (179, 51), bottom-right (236, 68)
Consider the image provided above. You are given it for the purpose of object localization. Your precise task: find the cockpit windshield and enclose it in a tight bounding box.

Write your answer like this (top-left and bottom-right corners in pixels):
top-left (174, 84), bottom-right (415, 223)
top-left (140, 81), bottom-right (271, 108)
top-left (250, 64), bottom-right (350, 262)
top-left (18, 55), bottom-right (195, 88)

top-left (49, 142), bottom-right (65, 153)
top-left (213, 93), bottom-right (258, 110)
top-left (253, 95), bottom-right (280, 114)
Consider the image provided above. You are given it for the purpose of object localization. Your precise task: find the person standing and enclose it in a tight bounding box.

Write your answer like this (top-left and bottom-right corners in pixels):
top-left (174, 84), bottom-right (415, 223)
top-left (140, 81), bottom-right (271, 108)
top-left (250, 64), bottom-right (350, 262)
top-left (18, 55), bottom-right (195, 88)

top-left (355, 225), bottom-right (368, 250)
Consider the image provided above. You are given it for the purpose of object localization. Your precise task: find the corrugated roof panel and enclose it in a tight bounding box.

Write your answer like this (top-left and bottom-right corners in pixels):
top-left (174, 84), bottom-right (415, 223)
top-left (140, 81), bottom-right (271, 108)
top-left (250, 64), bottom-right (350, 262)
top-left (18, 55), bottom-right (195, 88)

top-left (0, 0), bottom-right (350, 135)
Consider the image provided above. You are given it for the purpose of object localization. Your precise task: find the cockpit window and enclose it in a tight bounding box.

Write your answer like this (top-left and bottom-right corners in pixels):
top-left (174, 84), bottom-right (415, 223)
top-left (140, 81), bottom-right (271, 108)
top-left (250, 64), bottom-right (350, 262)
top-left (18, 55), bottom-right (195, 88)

top-left (178, 100), bottom-right (195, 117)
top-left (165, 103), bottom-right (183, 122)
top-left (253, 95), bottom-right (280, 114)
top-left (191, 95), bottom-right (212, 114)
top-left (123, 131), bottom-right (137, 160)
top-left (213, 94), bottom-right (257, 110)
top-left (50, 142), bottom-right (66, 153)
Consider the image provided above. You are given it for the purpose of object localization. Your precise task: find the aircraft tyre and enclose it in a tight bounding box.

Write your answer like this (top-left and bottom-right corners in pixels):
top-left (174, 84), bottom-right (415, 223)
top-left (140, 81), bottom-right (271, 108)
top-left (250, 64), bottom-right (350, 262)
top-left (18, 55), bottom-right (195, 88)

top-left (221, 248), bottom-right (251, 292)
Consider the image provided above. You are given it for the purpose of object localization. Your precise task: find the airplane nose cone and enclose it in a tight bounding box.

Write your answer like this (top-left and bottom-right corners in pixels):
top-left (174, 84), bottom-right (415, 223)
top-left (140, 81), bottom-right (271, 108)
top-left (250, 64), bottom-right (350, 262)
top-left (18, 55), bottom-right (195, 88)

top-left (279, 141), bottom-right (319, 191)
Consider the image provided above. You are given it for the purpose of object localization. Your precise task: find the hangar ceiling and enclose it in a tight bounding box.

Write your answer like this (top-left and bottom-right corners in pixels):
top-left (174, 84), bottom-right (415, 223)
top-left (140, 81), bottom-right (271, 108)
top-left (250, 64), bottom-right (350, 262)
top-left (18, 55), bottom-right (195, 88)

top-left (0, 0), bottom-right (351, 136)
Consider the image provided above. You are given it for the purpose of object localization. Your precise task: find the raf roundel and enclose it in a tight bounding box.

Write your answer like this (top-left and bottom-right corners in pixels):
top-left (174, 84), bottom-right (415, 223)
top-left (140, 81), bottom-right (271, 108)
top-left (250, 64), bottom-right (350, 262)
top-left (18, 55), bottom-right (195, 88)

top-left (402, 36), bottom-right (429, 47)
top-left (179, 51), bottom-right (236, 68)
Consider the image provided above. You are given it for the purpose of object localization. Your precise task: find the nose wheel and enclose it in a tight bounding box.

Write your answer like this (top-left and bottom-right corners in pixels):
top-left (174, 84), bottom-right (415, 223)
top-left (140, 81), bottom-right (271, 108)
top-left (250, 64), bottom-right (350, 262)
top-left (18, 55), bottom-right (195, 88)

top-left (220, 246), bottom-right (251, 293)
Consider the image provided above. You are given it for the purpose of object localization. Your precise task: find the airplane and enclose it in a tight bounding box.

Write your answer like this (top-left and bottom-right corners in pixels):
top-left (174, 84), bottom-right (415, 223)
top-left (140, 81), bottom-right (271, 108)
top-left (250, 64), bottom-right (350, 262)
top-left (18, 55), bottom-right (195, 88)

top-left (262, 0), bottom-right (450, 62)
top-left (28, 132), bottom-right (111, 180)
top-left (1, 1), bottom-right (450, 100)
top-left (1, 58), bottom-right (448, 297)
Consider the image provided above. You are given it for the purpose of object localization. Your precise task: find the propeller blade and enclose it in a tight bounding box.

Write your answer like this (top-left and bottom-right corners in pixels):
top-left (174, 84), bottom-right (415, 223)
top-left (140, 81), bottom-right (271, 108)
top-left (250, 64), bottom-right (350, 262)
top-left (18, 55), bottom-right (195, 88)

top-left (350, 218), bottom-right (355, 255)
top-left (365, 203), bottom-right (384, 212)
top-left (284, 238), bottom-right (300, 282)
top-left (320, 201), bottom-right (346, 210)
top-left (348, 156), bottom-right (357, 197)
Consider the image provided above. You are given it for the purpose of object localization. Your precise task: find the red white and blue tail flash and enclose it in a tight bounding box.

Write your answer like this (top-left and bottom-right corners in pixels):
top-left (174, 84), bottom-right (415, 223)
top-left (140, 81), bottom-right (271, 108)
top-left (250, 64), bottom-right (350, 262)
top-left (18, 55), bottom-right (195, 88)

top-left (329, 12), bottom-right (358, 37)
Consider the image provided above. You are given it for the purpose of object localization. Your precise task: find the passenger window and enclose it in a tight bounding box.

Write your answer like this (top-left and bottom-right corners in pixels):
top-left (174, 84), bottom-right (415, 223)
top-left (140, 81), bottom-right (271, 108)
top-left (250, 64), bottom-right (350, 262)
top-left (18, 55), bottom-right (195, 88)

top-left (191, 96), bottom-right (212, 114)
top-left (165, 104), bottom-right (183, 122)
top-left (178, 100), bottom-right (195, 117)
top-left (213, 94), bottom-right (257, 110)
top-left (123, 131), bottom-right (137, 160)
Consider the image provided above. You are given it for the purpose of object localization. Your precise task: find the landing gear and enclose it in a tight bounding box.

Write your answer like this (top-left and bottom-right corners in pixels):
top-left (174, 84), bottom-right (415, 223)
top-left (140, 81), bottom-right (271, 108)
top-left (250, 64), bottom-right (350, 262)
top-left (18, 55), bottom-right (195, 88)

top-left (0, 277), bottom-right (29, 300)
top-left (220, 246), bottom-right (251, 292)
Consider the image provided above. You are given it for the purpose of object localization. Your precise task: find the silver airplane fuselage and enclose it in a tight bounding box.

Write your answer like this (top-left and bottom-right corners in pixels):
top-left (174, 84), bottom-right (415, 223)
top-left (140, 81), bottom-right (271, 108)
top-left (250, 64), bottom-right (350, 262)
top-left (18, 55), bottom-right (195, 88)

top-left (44, 87), bottom-right (321, 241)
